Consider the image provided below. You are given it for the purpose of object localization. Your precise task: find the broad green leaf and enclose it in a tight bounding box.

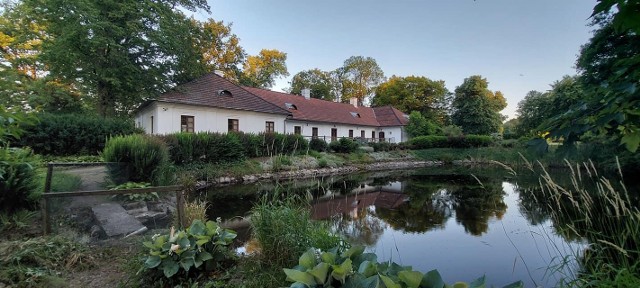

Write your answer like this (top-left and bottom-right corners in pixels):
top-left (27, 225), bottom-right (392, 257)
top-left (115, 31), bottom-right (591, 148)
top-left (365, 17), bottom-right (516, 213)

top-left (290, 283), bottom-right (307, 288)
top-left (621, 130), bottom-right (640, 152)
top-left (299, 248), bottom-right (317, 269)
top-left (358, 260), bottom-right (377, 278)
top-left (359, 275), bottom-right (381, 288)
top-left (380, 274), bottom-right (401, 288)
top-left (342, 246), bottom-right (365, 259)
top-left (142, 241), bottom-right (155, 249)
top-left (308, 262), bottom-right (330, 284)
top-left (421, 269), bottom-right (445, 288)
top-left (161, 259), bottom-right (180, 278)
top-left (321, 251), bottom-right (336, 265)
top-left (331, 258), bottom-right (353, 283)
top-left (501, 281), bottom-right (524, 288)
top-left (188, 219), bottom-right (206, 235)
top-left (398, 270), bottom-right (423, 288)
top-left (144, 255), bottom-right (161, 268)
top-left (179, 256), bottom-right (195, 272)
top-left (469, 275), bottom-right (485, 288)
top-left (452, 282), bottom-right (469, 288)
top-left (205, 221), bottom-right (219, 235)
top-left (283, 268), bottom-right (317, 286)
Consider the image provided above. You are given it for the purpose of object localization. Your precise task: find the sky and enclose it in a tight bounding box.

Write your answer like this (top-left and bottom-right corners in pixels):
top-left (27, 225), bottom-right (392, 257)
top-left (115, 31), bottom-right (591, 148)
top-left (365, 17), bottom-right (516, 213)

top-left (195, 0), bottom-right (597, 119)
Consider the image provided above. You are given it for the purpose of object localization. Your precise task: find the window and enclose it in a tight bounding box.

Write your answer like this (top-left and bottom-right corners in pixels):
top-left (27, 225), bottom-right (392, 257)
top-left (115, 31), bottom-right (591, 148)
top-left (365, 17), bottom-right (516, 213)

top-left (349, 130), bottom-right (353, 138)
top-left (181, 115), bottom-right (194, 132)
top-left (217, 89), bottom-right (232, 97)
top-left (285, 103), bottom-right (298, 110)
top-left (294, 126), bottom-right (302, 135)
top-left (372, 131), bottom-right (376, 139)
top-left (312, 127), bottom-right (318, 138)
top-left (265, 121), bottom-right (275, 133)
top-left (150, 116), bottom-right (154, 134)
top-left (361, 130), bottom-right (365, 138)
top-left (228, 119), bottom-right (239, 132)
top-left (350, 112), bottom-right (361, 118)
top-left (379, 131), bottom-right (385, 141)
top-left (331, 128), bottom-right (338, 141)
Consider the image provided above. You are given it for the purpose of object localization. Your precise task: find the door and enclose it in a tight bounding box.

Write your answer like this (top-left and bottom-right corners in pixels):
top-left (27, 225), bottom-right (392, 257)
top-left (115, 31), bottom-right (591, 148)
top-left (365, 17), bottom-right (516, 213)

top-left (331, 128), bottom-right (338, 141)
top-left (378, 131), bottom-right (385, 142)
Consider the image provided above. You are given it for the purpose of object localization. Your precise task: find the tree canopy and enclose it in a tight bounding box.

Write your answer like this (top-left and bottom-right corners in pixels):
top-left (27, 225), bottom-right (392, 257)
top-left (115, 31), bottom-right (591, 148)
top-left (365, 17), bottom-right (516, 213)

top-left (240, 49), bottom-right (289, 89)
top-left (336, 56), bottom-right (385, 105)
top-left (287, 68), bottom-right (336, 101)
top-left (373, 75), bottom-right (450, 125)
top-left (451, 75), bottom-right (506, 135)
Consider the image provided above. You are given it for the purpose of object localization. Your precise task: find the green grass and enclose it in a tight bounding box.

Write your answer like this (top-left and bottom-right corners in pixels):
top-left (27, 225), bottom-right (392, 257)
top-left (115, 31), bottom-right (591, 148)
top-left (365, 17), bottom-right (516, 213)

top-left (175, 160), bottom-right (263, 181)
top-left (412, 146), bottom-right (538, 165)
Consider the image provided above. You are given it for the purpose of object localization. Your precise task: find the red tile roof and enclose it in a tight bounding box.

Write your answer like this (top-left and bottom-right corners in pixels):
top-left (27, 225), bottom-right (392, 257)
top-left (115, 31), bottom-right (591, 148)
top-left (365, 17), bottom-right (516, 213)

top-left (244, 87), bottom-right (408, 127)
top-left (148, 73), bottom-right (290, 115)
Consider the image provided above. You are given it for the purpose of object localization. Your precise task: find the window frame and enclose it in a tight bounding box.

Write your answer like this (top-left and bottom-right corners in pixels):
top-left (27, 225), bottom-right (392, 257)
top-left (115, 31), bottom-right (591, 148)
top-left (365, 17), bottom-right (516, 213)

top-left (265, 121), bottom-right (275, 133)
top-left (181, 115), bottom-right (194, 133)
top-left (228, 119), bottom-right (239, 132)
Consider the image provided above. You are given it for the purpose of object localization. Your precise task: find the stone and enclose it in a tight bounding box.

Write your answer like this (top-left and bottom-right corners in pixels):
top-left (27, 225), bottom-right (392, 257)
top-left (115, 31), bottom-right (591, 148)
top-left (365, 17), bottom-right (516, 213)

top-left (92, 203), bottom-right (146, 238)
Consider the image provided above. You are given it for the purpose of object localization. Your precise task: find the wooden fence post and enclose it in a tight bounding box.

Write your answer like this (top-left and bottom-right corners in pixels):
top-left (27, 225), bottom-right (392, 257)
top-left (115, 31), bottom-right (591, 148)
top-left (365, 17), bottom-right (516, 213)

top-left (176, 190), bottom-right (185, 229)
top-left (42, 163), bottom-right (53, 235)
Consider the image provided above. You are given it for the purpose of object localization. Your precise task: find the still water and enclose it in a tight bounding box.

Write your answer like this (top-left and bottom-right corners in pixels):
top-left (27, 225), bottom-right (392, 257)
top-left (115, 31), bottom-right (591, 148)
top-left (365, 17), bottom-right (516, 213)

top-left (204, 166), bottom-right (587, 287)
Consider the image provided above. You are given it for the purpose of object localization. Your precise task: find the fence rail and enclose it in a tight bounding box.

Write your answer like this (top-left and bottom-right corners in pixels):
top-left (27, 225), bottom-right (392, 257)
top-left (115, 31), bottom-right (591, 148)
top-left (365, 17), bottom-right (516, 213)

top-left (300, 135), bottom-right (395, 143)
top-left (41, 162), bottom-right (186, 235)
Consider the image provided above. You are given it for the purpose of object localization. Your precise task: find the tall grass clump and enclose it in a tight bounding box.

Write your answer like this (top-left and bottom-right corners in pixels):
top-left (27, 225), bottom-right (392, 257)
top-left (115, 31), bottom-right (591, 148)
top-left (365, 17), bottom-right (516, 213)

top-left (0, 147), bottom-right (40, 214)
top-left (250, 193), bottom-right (346, 267)
top-left (524, 159), bottom-right (640, 286)
top-left (103, 134), bottom-right (170, 185)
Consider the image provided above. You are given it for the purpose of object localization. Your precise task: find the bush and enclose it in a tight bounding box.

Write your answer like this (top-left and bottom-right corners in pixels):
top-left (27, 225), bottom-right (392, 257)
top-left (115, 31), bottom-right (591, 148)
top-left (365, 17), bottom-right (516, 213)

top-left (329, 138), bottom-right (359, 153)
top-left (0, 148), bottom-right (40, 214)
top-left (103, 134), bottom-right (170, 185)
top-left (409, 135), bottom-right (493, 149)
top-left (142, 219), bottom-right (236, 280)
top-left (309, 138), bottom-right (328, 152)
top-left (368, 142), bottom-right (399, 152)
top-left (16, 113), bottom-right (141, 156)
top-left (251, 195), bottom-right (346, 267)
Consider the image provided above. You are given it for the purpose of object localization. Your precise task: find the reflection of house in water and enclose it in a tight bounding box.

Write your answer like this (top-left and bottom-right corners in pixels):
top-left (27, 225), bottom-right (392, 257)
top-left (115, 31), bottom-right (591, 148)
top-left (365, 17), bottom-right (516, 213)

top-left (311, 181), bottom-right (408, 219)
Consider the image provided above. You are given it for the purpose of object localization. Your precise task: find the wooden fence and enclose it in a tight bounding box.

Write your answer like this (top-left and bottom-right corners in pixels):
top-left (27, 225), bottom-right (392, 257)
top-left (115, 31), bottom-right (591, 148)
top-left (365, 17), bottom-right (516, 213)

top-left (41, 162), bottom-right (185, 235)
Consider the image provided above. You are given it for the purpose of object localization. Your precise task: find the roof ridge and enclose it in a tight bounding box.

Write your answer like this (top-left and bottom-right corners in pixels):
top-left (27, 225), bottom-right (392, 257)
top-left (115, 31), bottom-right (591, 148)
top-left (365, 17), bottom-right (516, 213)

top-left (211, 75), bottom-right (292, 116)
top-left (244, 86), bottom-right (377, 112)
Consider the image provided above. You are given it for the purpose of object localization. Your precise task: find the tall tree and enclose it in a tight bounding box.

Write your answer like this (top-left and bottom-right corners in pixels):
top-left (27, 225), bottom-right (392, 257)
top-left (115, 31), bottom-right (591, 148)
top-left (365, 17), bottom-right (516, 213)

top-left (287, 68), bottom-right (336, 101)
top-left (240, 49), bottom-right (289, 89)
top-left (337, 56), bottom-right (385, 105)
top-left (515, 90), bottom-right (550, 137)
top-left (27, 0), bottom-right (210, 117)
top-left (372, 75), bottom-right (449, 125)
top-left (451, 75), bottom-right (506, 135)
top-left (194, 19), bottom-right (245, 81)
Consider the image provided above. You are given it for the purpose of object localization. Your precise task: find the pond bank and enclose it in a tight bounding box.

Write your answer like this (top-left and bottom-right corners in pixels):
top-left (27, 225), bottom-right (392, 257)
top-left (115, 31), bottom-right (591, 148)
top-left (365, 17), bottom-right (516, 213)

top-left (200, 159), bottom-right (445, 187)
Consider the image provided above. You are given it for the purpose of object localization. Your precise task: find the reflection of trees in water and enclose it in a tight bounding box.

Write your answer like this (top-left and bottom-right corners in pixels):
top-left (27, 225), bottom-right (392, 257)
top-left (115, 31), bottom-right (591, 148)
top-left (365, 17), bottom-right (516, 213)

top-left (329, 207), bottom-right (385, 246)
top-left (373, 175), bottom-right (507, 236)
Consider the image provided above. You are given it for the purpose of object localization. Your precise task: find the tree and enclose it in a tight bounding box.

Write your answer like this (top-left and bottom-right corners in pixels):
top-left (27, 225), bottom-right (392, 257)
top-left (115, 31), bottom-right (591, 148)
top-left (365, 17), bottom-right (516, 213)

top-left (451, 75), bottom-right (506, 135)
top-left (193, 19), bottom-right (245, 81)
top-left (287, 68), bottom-right (336, 101)
top-left (516, 90), bottom-right (551, 136)
top-left (372, 75), bottom-right (449, 125)
top-left (405, 111), bottom-right (440, 137)
top-left (27, 0), bottom-right (211, 117)
top-left (240, 49), bottom-right (289, 89)
top-left (336, 56), bottom-right (385, 105)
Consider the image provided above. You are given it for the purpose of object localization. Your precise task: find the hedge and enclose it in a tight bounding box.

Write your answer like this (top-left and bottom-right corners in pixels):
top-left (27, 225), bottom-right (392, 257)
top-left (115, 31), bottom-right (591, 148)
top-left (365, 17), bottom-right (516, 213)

top-left (409, 135), bottom-right (494, 149)
top-left (17, 113), bottom-right (142, 156)
top-left (103, 134), bottom-right (170, 185)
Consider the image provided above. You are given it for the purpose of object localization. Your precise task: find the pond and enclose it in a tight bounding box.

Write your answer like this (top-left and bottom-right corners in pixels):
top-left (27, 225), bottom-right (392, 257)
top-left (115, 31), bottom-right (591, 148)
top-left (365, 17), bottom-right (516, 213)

top-left (204, 166), bottom-right (593, 287)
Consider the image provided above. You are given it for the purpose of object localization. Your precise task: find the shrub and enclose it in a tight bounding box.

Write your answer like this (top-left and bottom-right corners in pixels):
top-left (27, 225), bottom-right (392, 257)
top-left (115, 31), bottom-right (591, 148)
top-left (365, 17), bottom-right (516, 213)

top-left (0, 148), bottom-right (40, 214)
top-left (283, 247), bottom-right (523, 288)
top-left (409, 135), bottom-right (493, 149)
top-left (16, 113), bottom-right (141, 156)
top-left (102, 134), bottom-right (170, 185)
top-left (309, 138), bottom-right (329, 152)
top-left (329, 138), bottom-right (359, 153)
top-left (441, 125), bottom-right (464, 137)
top-left (368, 142), bottom-right (399, 152)
top-left (251, 195), bottom-right (346, 267)
top-left (142, 219), bottom-right (236, 279)
top-left (318, 158), bottom-right (329, 168)
top-left (109, 182), bottom-right (158, 202)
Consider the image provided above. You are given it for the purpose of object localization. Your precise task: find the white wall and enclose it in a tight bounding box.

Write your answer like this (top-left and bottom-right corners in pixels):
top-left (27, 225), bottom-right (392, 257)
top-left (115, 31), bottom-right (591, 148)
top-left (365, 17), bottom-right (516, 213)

top-left (135, 102), bottom-right (288, 135)
top-left (285, 120), bottom-right (405, 143)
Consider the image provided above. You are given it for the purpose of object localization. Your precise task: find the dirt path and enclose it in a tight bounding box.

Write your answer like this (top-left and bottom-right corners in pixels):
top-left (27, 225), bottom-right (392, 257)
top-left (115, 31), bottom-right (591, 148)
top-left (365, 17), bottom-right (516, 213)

top-left (63, 166), bottom-right (111, 209)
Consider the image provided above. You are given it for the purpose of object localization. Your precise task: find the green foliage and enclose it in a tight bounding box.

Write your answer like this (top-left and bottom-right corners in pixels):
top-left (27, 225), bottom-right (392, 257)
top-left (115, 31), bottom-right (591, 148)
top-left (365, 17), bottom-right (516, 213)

top-left (283, 247), bottom-right (523, 288)
top-left (409, 135), bottom-right (493, 149)
top-left (317, 158), bottom-right (329, 168)
top-left (310, 138), bottom-right (329, 152)
top-left (451, 75), bottom-right (506, 135)
top-left (240, 49), bottom-right (289, 89)
top-left (0, 147), bottom-right (40, 214)
top-left (250, 195), bottom-right (347, 267)
top-left (368, 142), bottom-right (400, 152)
top-left (142, 219), bottom-right (236, 280)
top-left (440, 125), bottom-right (463, 138)
top-left (373, 76), bottom-right (450, 125)
top-left (29, 0), bottom-right (211, 117)
top-left (0, 236), bottom-right (94, 286)
top-left (405, 111), bottom-right (441, 137)
top-left (17, 113), bottom-right (141, 156)
top-left (102, 134), bottom-right (170, 185)
top-left (0, 210), bottom-right (38, 233)
top-left (0, 106), bottom-right (37, 146)
top-left (49, 172), bottom-right (82, 193)
top-left (109, 182), bottom-right (158, 202)
top-left (288, 68), bottom-right (337, 101)
top-left (337, 56), bottom-right (385, 104)
top-left (329, 138), bottom-right (359, 153)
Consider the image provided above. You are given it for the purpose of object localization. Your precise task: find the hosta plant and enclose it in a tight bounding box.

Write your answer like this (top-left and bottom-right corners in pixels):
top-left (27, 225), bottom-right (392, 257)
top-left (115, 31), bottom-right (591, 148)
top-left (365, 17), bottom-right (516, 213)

top-left (142, 219), bottom-right (236, 279)
top-left (284, 246), bottom-right (524, 288)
